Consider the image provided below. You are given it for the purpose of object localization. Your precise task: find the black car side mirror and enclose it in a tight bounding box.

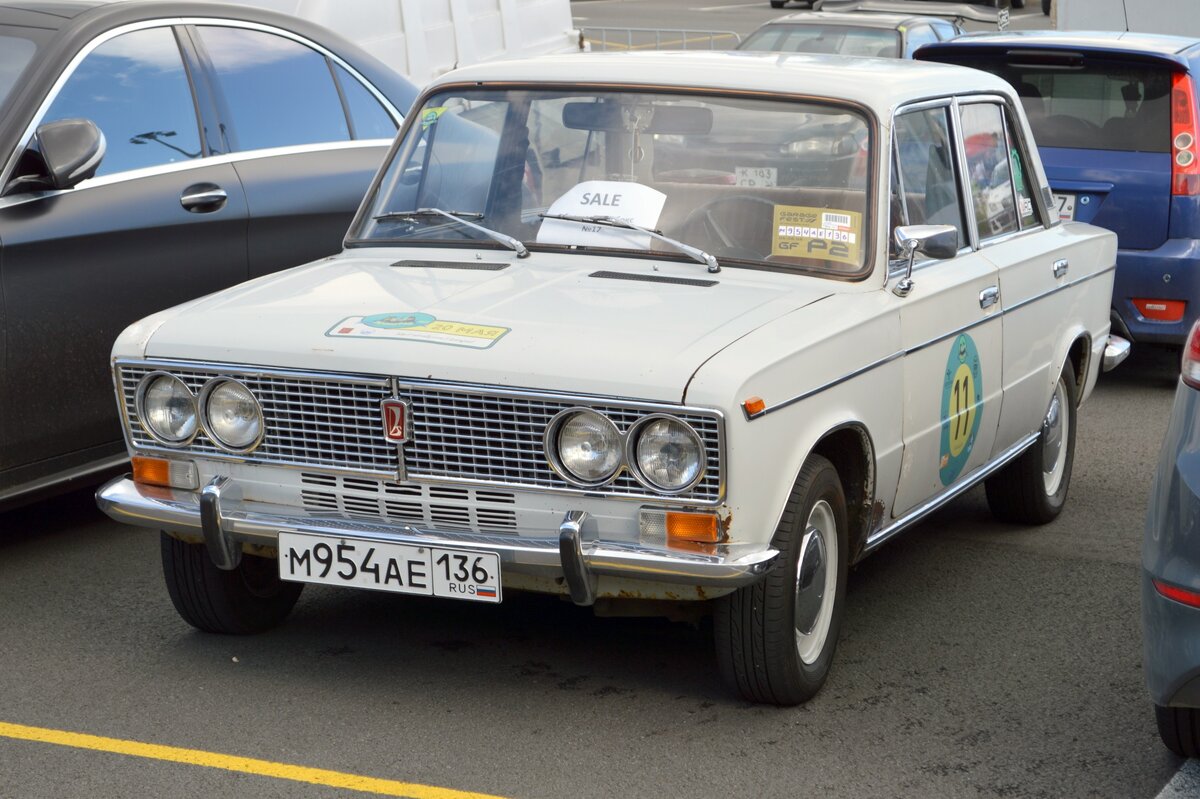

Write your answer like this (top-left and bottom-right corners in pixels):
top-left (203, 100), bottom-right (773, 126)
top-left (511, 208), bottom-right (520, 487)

top-left (36, 118), bottom-right (106, 190)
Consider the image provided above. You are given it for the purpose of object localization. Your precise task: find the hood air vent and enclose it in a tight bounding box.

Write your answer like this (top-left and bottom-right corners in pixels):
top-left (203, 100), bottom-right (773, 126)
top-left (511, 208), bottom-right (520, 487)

top-left (391, 260), bottom-right (509, 271)
top-left (589, 270), bottom-right (717, 287)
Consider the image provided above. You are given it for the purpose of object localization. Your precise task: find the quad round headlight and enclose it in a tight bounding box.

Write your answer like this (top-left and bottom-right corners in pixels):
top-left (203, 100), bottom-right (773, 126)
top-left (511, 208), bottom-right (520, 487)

top-left (137, 373), bottom-right (198, 445)
top-left (547, 409), bottom-right (622, 486)
top-left (631, 416), bottom-right (705, 493)
top-left (202, 379), bottom-right (263, 452)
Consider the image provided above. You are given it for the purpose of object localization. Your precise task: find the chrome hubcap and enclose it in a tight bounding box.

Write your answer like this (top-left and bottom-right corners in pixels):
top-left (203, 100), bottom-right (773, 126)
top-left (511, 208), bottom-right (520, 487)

top-left (1041, 378), bottom-right (1070, 495)
top-left (795, 499), bottom-right (838, 665)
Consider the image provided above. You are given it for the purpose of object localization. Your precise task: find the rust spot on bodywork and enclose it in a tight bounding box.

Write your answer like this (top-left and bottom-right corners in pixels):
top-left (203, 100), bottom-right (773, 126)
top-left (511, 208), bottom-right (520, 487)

top-left (695, 585), bottom-right (709, 601)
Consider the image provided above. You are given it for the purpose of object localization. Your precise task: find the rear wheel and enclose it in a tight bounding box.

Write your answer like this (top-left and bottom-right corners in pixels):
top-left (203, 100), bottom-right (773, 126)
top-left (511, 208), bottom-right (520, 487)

top-left (985, 362), bottom-right (1077, 524)
top-left (714, 454), bottom-right (848, 705)
top-left (1155, 704), bottom-right (1200, 757)
top-left (161, 532), bottom-right (303, 634)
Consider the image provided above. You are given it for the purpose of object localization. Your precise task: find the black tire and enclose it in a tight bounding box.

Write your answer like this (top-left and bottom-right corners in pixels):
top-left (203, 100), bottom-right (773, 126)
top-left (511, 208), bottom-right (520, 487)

top-left (770, 0), bottom-right (786, 7)
top-left (714, 454), bottom-right (848, 705)
top-left (985, 361), bottom-right (1078, 524)
top-left (1042, 0), bottom-right (1051, 14)
top-left (160, 532), bottom-right (303, 634)
top-left (1155, 704), bottom-right (1200, 757)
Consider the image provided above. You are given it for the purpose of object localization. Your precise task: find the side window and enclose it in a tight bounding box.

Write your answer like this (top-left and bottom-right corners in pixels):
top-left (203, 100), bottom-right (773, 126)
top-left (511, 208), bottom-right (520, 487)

top-left (903, 25), bottom-right (938, 58)
top-left (930, 21), bottom-right (959, 41)
top-left (1004, 109), bottom-right (1041, 229)
top-left (960, 103), bottom-right (1019, 240)
top-left (333, 64), bottom-right (397, 140)
top-left (196, 26), bottom-right (349, 151)
top-left (893, 105), bottom-right (966, 249)
top-left (43, 27), bottom-right (202, 177)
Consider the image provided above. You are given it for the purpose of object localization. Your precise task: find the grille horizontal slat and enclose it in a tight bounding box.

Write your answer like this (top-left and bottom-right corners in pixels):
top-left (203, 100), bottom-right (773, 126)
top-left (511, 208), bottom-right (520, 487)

top-left (118, 363), bottom-right (723, 502)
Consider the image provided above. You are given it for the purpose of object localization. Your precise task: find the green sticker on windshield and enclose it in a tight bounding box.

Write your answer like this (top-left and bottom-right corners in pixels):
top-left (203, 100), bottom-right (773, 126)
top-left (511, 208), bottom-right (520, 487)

top-left (421, 107), bottom-right (447, 129)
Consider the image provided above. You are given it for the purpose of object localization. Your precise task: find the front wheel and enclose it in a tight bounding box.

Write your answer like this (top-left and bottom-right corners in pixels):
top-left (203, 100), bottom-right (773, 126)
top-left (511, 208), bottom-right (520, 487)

top-left (1155, 704), bottom-right (1200, 757)
top-left (161, 532), bottom-right (303, 634)
top-left (985, 361), bottom-right (1077, 524)
top-left (714, 454), bottom-right (848, 705)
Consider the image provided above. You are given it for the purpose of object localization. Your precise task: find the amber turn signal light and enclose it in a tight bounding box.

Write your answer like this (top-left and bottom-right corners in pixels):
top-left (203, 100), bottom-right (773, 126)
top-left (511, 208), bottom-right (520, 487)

top-left (666, 511), bottom-right (721, 544)
top-left (132, 456), bottom-right (198, 490)
top-left (742, 396), bottom-right (766, 417)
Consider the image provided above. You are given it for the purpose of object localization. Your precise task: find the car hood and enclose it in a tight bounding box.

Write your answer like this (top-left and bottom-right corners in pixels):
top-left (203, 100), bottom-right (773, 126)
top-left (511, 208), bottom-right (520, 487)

top-left (141, 249), bottom-right (837, 402)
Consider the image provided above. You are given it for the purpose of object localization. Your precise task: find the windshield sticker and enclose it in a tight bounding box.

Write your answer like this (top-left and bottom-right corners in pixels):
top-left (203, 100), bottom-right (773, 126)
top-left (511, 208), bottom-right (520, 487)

top-left (420, 106), bottom-right (447, 129)
top-left (736, 167), bottom-right (777, 188)
top-left (939, 334), bottom-right (984, 486)
top-left (326, 312), bottom-right (509, 350)
top-left (536, 181), bottom-right (666, 250)
top-left (771, 205), bottom-right (861, 266)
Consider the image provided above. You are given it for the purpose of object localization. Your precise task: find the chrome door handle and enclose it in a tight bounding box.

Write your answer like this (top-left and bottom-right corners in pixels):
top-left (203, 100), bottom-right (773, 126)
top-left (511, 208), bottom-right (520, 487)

top-left (979, 286), bottom-right (999, 309)
top-left (180, 183), bottom-right (227, 212)
top-left (1053, 259), bottom-right (1069, 278)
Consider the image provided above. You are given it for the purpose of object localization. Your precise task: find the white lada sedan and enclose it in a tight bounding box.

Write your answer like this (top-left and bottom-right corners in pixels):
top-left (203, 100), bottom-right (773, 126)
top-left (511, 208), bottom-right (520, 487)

top-left (97, 52), bottom-right (1124, 705)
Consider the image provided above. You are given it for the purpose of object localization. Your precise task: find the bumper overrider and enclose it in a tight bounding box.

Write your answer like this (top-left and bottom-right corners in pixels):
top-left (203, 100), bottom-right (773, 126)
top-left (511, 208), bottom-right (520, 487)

top-left (97, 475), bottom-right (779, 605)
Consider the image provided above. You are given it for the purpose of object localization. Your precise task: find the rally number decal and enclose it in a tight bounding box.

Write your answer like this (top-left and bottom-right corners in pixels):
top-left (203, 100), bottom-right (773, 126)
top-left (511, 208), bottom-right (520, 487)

top-left (939, 334), bottom-right (983, 486)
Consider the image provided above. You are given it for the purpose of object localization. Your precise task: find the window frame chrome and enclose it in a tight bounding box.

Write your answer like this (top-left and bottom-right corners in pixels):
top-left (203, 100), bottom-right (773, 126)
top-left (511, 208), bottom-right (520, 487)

top-left (0, 16), bottom-right (403, 192)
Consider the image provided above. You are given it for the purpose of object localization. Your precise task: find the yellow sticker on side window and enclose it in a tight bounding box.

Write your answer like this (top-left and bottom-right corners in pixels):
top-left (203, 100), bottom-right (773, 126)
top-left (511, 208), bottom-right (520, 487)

top-left (771, 205), bottom-right (862, 266)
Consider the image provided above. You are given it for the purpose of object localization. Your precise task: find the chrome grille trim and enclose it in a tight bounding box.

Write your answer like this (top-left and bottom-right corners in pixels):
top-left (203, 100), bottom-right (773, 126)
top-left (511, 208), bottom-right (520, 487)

top-left (298, 473), bottom-right (519, 533)
top-left (114, 360), bottom-right (725, 504)
top-left (116, 360), bottom-right (397, 476)
top-left (395, 378), bottom-right (725, 504)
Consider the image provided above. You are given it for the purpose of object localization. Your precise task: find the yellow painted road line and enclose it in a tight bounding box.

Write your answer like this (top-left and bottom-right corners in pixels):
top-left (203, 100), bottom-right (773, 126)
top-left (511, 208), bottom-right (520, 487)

top-left (0, 722), bottom-right (509, 799)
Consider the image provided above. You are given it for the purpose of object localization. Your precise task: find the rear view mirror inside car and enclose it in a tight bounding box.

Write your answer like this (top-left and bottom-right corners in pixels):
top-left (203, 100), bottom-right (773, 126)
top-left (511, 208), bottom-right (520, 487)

top-left (561, 101), bottom-right (713, 134)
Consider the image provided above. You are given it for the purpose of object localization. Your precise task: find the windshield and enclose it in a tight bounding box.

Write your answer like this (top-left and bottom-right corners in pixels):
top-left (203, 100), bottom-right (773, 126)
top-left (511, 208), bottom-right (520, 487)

top-left (353, 87), bottom-right (873, 276)
top-left (0, 28), bottom-right (43, 112)
top-left (738, 25), bottom-right (900, 58)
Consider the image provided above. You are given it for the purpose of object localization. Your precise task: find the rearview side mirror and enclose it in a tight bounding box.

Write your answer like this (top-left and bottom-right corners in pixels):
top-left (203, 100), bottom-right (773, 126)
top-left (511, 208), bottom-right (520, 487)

top-left (892, 224), bottom-right (959, 297)
top-left (35, 118), bottom-right (106, 190)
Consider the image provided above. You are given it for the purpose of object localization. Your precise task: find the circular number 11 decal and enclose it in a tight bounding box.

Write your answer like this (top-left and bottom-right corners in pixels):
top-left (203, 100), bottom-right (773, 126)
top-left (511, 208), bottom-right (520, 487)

top-left (939, 334), bottom-right (984, 486)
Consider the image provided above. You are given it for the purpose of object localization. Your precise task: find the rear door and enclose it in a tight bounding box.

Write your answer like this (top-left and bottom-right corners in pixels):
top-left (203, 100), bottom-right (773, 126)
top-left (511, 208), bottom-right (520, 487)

top-left (187, 24), bottom-right (402, 279)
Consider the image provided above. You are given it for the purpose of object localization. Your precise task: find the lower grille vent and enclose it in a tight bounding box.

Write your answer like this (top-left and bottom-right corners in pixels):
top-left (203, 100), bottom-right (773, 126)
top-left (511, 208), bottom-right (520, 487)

top-left (299, 473), bottom-right (517, 533)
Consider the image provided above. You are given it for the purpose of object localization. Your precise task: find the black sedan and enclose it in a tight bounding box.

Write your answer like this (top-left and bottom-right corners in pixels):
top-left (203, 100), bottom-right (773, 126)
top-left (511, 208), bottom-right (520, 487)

top-left (0, 1), bottom-right (418, 507)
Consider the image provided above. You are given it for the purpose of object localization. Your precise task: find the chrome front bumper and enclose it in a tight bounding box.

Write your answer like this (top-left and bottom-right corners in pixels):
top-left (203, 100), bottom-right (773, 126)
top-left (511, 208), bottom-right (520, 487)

top-left (96, 476), bottom-right (778, 604)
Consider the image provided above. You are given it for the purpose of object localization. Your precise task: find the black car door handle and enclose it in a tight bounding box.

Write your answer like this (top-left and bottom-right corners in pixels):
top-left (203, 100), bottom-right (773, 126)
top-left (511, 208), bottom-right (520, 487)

top-left (181, 183), bottom-right (227, 213)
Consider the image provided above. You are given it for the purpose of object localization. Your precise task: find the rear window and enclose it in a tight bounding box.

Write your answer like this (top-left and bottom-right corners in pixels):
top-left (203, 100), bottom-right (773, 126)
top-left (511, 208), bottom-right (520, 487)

top-left (999, 61), bottom-right (1171, 153)
top-left (738, 25), bottom-right (899, 58)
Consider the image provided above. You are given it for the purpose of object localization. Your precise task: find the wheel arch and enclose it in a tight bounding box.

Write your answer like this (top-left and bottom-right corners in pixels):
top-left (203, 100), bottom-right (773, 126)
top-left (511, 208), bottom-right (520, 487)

top-left (809, 422), bottom-right (876, 563)
top-left (1064, 331), bottom-right (1091, 408)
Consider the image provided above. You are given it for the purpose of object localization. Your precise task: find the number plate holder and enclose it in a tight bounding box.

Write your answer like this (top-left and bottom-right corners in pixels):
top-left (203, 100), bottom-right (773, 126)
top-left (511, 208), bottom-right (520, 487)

top-left (278, 532), bottom-right (502, 603)
top-left (1052, 192), bottom-right (1075, 221)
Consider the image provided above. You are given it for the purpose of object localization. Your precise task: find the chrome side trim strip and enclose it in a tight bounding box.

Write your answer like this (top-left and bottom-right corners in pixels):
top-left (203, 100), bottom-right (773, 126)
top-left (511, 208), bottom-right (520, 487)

top-left (745, 350), bottom-right (903, 420)
top-left (864, 431), bottom-right (1038, 552)
top-left (1, 16), bottom-right (401, 191)
top-left (750, 263), bottom-right (1115, 419)
top-left (0, 453), bottom-right (129, 504)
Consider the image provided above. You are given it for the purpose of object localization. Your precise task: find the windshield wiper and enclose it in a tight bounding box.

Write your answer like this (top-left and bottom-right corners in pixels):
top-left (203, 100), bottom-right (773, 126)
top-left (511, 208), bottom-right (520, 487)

top-left (373, 208), bottom-right (529, 258)
top-left (539, 213), bottom-right (719, 273)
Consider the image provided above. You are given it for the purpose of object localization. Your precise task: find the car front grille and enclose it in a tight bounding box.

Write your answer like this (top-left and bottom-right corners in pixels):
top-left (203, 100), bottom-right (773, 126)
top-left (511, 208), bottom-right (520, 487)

top-left (118, 363), bottom-right (397, 475)
top-left (117, 362), bottom-right (724, 503)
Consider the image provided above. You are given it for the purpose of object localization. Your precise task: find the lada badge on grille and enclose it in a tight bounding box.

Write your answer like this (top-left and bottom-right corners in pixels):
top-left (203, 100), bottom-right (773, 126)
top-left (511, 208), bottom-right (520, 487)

top-left (381, 399), bottom-right (409, 443)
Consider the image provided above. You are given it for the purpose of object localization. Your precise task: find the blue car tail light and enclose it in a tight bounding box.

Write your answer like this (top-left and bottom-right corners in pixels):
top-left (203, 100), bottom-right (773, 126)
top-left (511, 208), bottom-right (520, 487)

top-left (1172, 73), bottom-right (1200, 196)
top-left (1183, 320), bottom-right (1200, 389)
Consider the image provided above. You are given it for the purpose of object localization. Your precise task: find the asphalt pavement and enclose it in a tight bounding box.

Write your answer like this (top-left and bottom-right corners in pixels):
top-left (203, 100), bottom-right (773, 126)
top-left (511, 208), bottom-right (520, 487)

top-left (1, 3), bottom-right (1192, 797)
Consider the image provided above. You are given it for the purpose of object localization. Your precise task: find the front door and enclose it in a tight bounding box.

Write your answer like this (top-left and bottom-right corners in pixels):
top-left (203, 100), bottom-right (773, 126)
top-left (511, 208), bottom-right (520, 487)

top-left (890, 101), bottom-right (1004, 516)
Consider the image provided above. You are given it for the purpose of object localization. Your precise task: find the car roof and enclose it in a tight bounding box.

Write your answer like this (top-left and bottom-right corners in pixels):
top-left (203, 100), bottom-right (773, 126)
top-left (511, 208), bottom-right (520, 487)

top-left (0, 1), bottom-right (103, 29)
top-left (760, 11), bottom-right (921, 29)
top-left (925, 29), bottom-right (1200, 58)
top-left (433, 51), bottom-right (1013, 114)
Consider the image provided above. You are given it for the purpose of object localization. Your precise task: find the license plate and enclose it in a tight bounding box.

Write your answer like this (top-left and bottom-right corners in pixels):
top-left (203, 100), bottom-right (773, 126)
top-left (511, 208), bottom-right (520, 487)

top-left (1052, 192), bottom-right (1075, 221)
top-left (278, 532), bottom-right (502, 603)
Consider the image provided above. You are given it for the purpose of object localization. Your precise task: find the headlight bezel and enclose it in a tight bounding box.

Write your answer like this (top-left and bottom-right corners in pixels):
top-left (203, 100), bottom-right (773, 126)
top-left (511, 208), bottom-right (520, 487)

top-left (627, 413), bottom-right (707, 494)
top-left (543, 407), bottom-right (625, 488)
top-left (199, 377), bottom-right (265, 453)
top-left (134, 371), bottom-right (200, 447)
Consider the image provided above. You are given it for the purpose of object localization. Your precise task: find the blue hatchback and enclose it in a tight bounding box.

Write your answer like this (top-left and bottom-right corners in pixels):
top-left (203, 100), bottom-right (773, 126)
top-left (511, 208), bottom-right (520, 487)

top-left (918, 32), bottom-right (1200, 349)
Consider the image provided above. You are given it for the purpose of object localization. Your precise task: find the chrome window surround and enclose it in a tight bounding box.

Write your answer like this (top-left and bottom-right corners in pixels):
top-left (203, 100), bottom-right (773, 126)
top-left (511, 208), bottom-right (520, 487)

top-left (115, 359), bottom-right (727, 506)
top-left (886, 92), bottom-right (1056, 273)
top-left (0, 17), bottom-right (403, 192)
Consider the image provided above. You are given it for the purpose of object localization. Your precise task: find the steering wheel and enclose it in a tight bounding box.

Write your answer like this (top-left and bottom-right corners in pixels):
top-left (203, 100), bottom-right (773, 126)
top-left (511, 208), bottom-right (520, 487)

top-left (680, 194), bottom-right (778, 261)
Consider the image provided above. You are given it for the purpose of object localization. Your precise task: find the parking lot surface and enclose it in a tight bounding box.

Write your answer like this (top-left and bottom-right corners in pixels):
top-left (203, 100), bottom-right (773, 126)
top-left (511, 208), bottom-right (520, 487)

top-left (0, 347), bottom-right (1189, 798)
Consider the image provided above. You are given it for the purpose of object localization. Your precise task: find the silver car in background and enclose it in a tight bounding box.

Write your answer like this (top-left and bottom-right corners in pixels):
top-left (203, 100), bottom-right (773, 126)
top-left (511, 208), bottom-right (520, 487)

top-left (1144, 319), bottom-right (1200, 756)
